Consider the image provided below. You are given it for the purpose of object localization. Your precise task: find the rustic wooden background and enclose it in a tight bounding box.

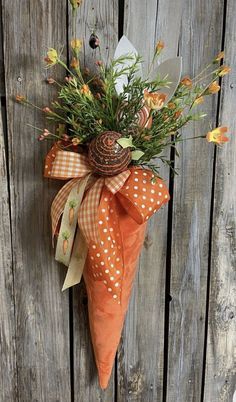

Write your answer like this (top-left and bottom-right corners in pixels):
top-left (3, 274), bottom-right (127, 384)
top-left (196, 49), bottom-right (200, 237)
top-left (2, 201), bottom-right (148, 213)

top-left (0, 0), bottom-right (235, 401)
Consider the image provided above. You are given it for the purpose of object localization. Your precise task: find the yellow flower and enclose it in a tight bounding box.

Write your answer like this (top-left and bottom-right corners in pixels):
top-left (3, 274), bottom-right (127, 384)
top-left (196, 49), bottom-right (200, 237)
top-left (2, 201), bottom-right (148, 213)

top-left (218, 65), bottom-right (231, 76)
top-left (155, 40), bottom-right (164, 54)
top-left (181, 76), bottom-right (192, 87)
top-left (72, 137), bottom-right (81, 145)
top-left (45, 48), bottom-right (58, 66)
top-left (69, 0), bottom-right (82, 9)
top-left (167, 102), bottom-right (176, 110)
top-left (207, 81), bottom-right (221, 94)
top-left (206, 127), bottom-right (229, 145)
top-left (193, 96), bottom-right (204, 106)
top-left (70, 57), bottom-right (79, 69)
top-left (215, 51), bottom-right (224, 62)
top-left (80, 84), bottom-right (92, 98)
top-left (143, 89), bottom-right (167, 110)
top-left (70, 38), bottom-right (82, 52)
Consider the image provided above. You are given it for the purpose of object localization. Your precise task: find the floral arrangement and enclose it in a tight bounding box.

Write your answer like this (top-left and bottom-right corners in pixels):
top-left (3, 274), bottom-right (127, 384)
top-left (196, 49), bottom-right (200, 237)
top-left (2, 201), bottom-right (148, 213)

top-left (16, 0), bottom-right (230, 390)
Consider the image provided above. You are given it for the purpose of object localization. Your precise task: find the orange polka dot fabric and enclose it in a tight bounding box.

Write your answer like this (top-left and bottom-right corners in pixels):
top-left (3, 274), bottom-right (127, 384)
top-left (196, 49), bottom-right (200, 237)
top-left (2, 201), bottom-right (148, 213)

top-left (85, 167), bottom-right (170, 304)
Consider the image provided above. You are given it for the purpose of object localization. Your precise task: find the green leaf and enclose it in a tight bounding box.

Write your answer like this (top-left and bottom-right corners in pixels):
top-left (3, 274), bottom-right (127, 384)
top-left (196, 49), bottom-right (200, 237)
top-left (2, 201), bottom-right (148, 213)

top-left (131, 150), bottom-right (145, 160)
top-left (117, 135), bottom-right (133, 149)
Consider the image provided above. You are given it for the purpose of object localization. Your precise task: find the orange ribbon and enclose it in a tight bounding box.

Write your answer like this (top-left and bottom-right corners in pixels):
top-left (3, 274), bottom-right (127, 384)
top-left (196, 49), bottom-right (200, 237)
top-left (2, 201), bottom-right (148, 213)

top-left (45, 142), bottom-right (170, 301)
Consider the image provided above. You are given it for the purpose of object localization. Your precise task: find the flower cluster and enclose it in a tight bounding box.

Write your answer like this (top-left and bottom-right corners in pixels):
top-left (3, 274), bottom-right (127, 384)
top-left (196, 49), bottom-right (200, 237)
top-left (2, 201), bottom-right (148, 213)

top-left (15, 0), bottom-right (230, 176)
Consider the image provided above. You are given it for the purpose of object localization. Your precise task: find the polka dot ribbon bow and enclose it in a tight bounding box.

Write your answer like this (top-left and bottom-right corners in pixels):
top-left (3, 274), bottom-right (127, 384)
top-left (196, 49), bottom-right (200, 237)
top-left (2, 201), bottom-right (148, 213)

top-left (44, 142), bottom-right (170, 297)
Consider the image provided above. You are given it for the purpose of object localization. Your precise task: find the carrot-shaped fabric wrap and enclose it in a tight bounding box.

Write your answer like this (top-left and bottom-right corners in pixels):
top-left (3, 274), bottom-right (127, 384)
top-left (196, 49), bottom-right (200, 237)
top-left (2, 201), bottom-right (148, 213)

top-left (44, 143), bottom-right (170, 389)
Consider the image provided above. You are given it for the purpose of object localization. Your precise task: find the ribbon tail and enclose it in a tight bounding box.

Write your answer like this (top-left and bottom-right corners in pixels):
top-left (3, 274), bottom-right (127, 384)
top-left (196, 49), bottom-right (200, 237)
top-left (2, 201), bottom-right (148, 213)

top-left (62, 229), bottom-right (88, 291)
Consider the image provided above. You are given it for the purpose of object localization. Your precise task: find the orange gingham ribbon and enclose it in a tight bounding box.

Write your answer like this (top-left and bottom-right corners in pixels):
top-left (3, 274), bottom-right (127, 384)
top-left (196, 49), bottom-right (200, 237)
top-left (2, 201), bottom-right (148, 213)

top-left (45, 144), bottom-right (170, 295)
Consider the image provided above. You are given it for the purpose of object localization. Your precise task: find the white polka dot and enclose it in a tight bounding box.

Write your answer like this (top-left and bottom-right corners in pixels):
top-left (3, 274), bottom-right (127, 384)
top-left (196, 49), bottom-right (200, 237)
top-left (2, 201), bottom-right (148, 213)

top-left (108, 288), bottom-right (112, 292)
top-left (110, 276), bottom-right (114, 281)
top-left (150, 198), bottom-right (154, 202)
top-left (106, 216), bottom-right (109, 221)
top-left (112, 239), bottom-right (116, 244)
top-left (116, 258), bottom-right (120, 262)
top-left (108, 256), bottom-right (111, 260)
top-left (113, 294), bottom-right (118, 299)
top-left (134, 171), bottom-right (138, 175)
top-left (143, 172), bottom-right (147, 176)
top-left (110, 228), bottom-right (114, 232)
top-left (107, 236), bottom-right (111, 241)
top-left (103, 280), bottom-right (107, 284)
top-left (134, 178), bottom-right (139, 182)
top-left (142, 195), bottom-right (146, 200)
top-left (146, 216), bottom-right (149, 220)
top-left (95, 264), bottom-right (98, 268)
top-left (111, 263), bottom-right (114, 268)
top-left (149, 207), bottom-right (152, 211)
top-left (99, 220), bottom-right (103, 225)
top-left (100, 241), bottom-right (104, 245)
top-left (134, 186), bottom-right (138, 190)
top-left (165, 194), bottom-right (168, 199)
top-left (103, 228), bottom-right (108, 233)
top-left (143, 188), bottom-right (146, 192)
top-left (151, 189), bottom-right (155, 194)
top-left (105, 269), bottom-right (109, 273)
top-left (111, 244), bottom-right (114, 249)
top-left (104, 197), bottom-right (108, 201)
top-left (157, 201), bottom-right (160, 205)
top-left (90, 256), bottom-right (94, 260)
top-left (115, 283), bottom-right (119, 287)
top-left (158, 192), bottom-right (162, 196)
top-left (143, 180), bottom-right (147, 184)
top-left (96, 253), bottom-right (100, 257)
top-left (116, 270), bottom-right (120, 274)
top-left (99, 273), bottom-right (102, 276)
top-left (159, 183), bottom-right (163, 188)
top-left (104, 249), bottom-right (108, 253)
top-left (92, 245), bottom-right (96, 249)
top-left (126, 186), bottom-right (129, 189)
top-left (101, 261), bottom-right (105, 266)
top-left (141, 204), bottom-right (145, 209)
top-left (154, 209), bottom-right (157, 213)
top-left (134, 194), bottom-right (138, 198)
top-left (102, 208), bottom-right (106, 213)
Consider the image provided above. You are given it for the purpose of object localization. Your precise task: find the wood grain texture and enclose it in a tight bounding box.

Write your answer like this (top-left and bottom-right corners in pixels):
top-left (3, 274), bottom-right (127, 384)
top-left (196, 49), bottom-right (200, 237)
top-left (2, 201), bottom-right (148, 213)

top-left (69, 1), bottom-right (118, 400)
top-left (117, 1), bottom-right (183, 401)
top-left (2, 0), bottom-right (71, 400)
top-left (167, 0), bottom-right (224, 401)
top-left (0, 109), bottom-right (17, 401)
top-left (204, 0), bottom-right (236, 400)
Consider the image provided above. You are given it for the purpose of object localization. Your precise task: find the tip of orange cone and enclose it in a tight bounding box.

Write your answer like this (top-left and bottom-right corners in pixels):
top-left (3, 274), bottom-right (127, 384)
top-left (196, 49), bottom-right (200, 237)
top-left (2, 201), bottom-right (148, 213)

top-left (98, 367), bottom-right (112, 390)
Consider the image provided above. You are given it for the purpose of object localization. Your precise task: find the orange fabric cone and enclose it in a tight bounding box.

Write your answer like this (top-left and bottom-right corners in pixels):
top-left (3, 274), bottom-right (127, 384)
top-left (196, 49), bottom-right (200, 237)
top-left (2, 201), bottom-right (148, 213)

top-left (83, 206), bottom-right (147, 389)
top-left (82, 169), bottom-right (170, 389)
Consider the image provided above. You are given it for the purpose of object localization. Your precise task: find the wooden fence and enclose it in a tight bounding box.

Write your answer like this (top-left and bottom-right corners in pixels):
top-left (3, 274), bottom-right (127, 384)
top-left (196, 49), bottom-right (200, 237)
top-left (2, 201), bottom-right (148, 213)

top-left (0, 0), bottom-right (235, 401)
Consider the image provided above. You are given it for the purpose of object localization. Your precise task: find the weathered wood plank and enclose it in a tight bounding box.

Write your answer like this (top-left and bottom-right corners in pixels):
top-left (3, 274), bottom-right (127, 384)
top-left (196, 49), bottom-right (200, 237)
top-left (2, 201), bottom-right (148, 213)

top-left (69, 1), bottom-right (118, 400)
top-left (204, 0), bottom-right (236, 399)
top-left (117, 1), bottom-right (183, 400)
top-left (2, 0), bottom-right (71, 400)
top-left (0, 107), bottom-right (17, 400)
top-left (167, 0), bottom-right (224, 401)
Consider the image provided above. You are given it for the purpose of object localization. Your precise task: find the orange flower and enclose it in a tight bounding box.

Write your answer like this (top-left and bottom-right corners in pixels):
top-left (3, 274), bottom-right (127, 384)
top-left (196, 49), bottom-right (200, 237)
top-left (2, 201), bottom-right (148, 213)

top-left (155, 40), bottom-right (164, 54)
top-left (15, 94), bottom-right (26, 103)
top-left (80, 84), bottom-right (92, 98)
top-left (215, 51), bottom-right (224, 62)
top-left (167, 102), bottom-right (176, 110)
top-left (218, 65), bottom-right (231, 77)
top-left (206, 127), bottom-right (229, 145)
top-left (174, 110), bottom-right (182, 119)
top-left (181, 76), bottom-right (192, 87)
top-left (193, 96), bottom-right (204, 106)
top-left (143, 89), bottom-right (167, 110)
top-left (207, 81), bottom-right (220, 94)
top-left (70, 57), bottom-right (79, 69)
